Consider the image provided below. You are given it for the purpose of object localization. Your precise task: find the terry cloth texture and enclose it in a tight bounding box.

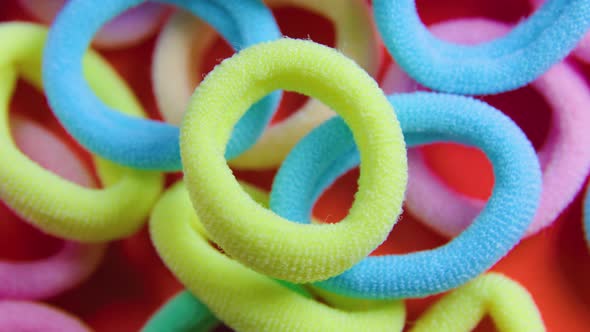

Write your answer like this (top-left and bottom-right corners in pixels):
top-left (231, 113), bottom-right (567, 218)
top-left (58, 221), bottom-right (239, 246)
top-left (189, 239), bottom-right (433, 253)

top-left (0, 23), bottom-right (163, 242)
top-left (270, 92), bottom-right (541, 298)
top-left (373, 0), bottom-right (590, 94)
top-left (150, 182), bottom-right (406, 332)
top-left (43, 0), bottom-right (281, 170)
top-left (396, 18), bottom-right (590, 238)
top-left (180, 38), bottom-right (407, 283)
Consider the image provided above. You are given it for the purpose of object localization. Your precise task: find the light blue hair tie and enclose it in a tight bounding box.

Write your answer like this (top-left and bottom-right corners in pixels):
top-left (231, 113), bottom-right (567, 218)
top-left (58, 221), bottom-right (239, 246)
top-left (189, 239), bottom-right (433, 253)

top-left (270, 92), bottom-right (542, 299)
top-left (373, 0), bottom-right (590, 95)
top-left (43, 0), bottom-right (281, 170)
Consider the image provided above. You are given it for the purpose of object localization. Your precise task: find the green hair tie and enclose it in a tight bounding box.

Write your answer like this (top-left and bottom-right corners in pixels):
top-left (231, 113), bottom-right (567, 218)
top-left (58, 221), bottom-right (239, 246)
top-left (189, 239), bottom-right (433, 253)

top-left (180, 38), bottom-right (407, 283)
top-left (149, 181), bottom-right (405, 332)
top-left (0, 23), bottom-right (162, 242)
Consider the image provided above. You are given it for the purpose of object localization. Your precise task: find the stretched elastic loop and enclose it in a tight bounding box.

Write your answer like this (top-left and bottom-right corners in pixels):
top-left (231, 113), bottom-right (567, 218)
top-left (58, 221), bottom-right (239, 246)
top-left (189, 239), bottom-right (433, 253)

top-left (0, 23), bottom-right (163, 242)
top-left (43, 0), bottom-right (281, 170)
top-left (270, 92), bottom-right (541, 298)
top-left (410, 273), bottom-right (545, 332)
top-left (373, 0), bottom-right (590, 94)
top-left (17, 0), bottom-right (167, 49)
top-left (149, 182), bottom-right (406, 332)
top-left (180, 38), bottom-right (407, 283)
top-left (396, 19), bottom-right (590, 238)
top-left (152, 0), bottom-right (381, 169)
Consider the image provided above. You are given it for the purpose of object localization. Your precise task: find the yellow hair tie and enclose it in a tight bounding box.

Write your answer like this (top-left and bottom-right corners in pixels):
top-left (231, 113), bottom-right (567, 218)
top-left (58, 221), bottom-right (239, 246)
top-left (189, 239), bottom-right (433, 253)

top-left (411, 273), bottom-right (545, 332)
top-left (180, 38), bottom-right (407, 283)
top-left (153, 0), bottom-right (381, 169)
top-left (150, 181), bottom-right (406, 332)
top-left (0, 23), bottom-right (163, 242)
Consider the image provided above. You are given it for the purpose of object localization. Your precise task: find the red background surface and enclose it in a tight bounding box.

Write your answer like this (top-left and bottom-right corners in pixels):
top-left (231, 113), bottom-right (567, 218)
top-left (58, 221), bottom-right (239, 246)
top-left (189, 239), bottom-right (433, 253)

top-left (0, 0), bottom-right (589, 331)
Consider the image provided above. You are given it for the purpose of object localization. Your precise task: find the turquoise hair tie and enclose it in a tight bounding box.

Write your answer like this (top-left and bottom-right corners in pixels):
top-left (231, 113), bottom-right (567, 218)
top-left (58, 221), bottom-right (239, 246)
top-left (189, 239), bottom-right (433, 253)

top-left (373, 0), bottom-right (590, 94)
top-left (43, 0), bottom-right (281, 170)
top-left (270, 92), bottom-right (542, 298)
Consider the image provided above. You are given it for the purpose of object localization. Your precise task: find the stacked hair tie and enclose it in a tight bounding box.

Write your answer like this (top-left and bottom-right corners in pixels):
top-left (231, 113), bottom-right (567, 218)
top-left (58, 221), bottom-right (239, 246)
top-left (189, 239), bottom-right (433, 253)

top-left (1, 0), bottom-right (588, 330)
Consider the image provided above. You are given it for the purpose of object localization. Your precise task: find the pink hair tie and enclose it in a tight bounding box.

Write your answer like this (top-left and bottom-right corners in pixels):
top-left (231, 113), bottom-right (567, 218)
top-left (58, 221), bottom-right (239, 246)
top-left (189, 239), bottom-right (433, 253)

top-left (0, 301), bottom-right (91, 331)
top-left (529, 0), bottom-right (590, 63)
top-left (0, 116), bottom-right (106, 300)
top-left (384, 18), bottom-right (590, 238)
top-left (17, 0), bottom-right (167, 49)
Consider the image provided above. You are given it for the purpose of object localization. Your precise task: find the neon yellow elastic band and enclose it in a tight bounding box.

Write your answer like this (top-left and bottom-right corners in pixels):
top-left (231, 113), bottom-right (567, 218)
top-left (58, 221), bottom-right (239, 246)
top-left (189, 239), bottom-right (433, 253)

top-left (154, 0), bottom-right (381, 169)
top-left (0, 23), bottom-right (163, 242)
top-left (149, 181), bottom-right (406, 332)
top-left (180, 38), bottom-right (407, 283)
top-left (410, 273), bottom-right (545, 332)
top-left (232, 0), bottom-right (381, 169)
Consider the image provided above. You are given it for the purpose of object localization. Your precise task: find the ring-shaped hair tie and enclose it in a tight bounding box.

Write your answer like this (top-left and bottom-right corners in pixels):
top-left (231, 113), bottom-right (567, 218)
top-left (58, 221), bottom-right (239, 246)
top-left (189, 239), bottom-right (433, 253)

top-left (0, 23), bottom-right (163, 242)
top-left (149, 181), bottom-right (406, 332)
top-left (372, 0), bottom-right (590, 95)
top-left (394, 19), bottom-right (590, 238)
top-left (143, 291), bottom-right (219, 332)
top-left (153, 0), bottom-right (381, 169)
top-left (0, 116), bottom-right (106, 300)
top-left (0, 301), bottom-right (91, 331)
top-left (180, 38), bottom-right (407, 283)
top-left (17, 0), bottom-right (168, 49)
top-left (410, 273), bottom-right (545, 332)
top-left (43, 0), bottom-right (281, 171)
top-left (270, 92), bottom-right (541, 298)
top-left (529, 0), bottom-right (590, 63)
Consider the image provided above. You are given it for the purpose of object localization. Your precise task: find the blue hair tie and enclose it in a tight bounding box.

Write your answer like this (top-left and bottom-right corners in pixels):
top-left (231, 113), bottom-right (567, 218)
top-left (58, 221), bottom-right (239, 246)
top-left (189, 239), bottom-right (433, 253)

top-left (43, 0), bottom-right (281, 170)
top-left (373, 0), bottom-right (590, 95)
top-left (270, 92), bottom-right (542, 299)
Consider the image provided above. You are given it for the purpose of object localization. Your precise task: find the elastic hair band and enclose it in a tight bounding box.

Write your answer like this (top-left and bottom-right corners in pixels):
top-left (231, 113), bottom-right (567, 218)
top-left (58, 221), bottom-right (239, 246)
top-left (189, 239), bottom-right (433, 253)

top-left (529, 0), bottom-right (590, 63)
top-left (410, 273), bottom-right (545, 332)
top-left (397, 19), bottom-right (590, 238)
top-left (152, 0), bottom-right (381, 169)
top-left (0, 116), bottom-right (106, 300)
top-left (43, 0), bottom-right (281, 171)
top-left (0, 301), bottom-right (91, 331)
top-left (0, 23), bottom-right (163, 242)
top-left (372, 0), bottom-right (590, 95)
top-left (180, 38), bottom-right (407, 283)
top-left (143, 291), bottom-right (219, 332)
top-left (149, 181), bottom-right (406, 332)
top-left (17, 0), bottom-right (168, 49)
top-left (270, 92), bottom-right (541, 298)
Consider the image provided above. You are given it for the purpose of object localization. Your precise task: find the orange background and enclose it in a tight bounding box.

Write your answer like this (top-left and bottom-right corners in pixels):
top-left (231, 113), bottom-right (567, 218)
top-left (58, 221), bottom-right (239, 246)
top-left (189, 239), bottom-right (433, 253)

top-left (0, 0), bottom-right (589, 331)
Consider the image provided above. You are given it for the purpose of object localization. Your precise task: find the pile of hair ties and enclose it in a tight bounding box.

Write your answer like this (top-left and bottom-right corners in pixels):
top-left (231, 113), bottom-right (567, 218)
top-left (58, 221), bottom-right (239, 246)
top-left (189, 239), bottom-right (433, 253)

top-left (0, 0), bottom-right (589, 331)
